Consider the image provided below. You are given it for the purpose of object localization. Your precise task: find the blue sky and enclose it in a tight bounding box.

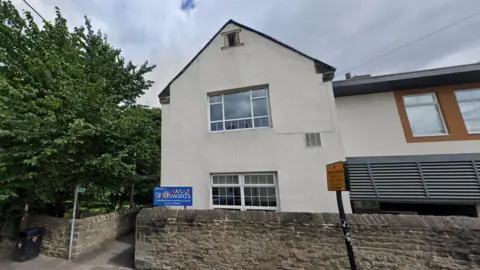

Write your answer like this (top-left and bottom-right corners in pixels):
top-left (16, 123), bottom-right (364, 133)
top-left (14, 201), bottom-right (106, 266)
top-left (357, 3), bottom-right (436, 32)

top-left (12, 0), bottom-right (480, 106)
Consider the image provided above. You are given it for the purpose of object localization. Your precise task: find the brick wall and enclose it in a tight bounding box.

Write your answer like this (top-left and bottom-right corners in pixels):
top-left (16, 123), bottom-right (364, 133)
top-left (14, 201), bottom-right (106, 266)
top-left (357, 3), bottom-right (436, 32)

top-left (135, 208), bottom-right (480, 270)
top-left (30, 209), bottom-right (137, 259)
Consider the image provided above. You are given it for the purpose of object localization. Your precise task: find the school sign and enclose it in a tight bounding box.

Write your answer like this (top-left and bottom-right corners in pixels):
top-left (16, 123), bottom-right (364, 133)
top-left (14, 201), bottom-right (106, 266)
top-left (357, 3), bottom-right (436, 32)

top-left (153, 186), bottom-right (193, 206)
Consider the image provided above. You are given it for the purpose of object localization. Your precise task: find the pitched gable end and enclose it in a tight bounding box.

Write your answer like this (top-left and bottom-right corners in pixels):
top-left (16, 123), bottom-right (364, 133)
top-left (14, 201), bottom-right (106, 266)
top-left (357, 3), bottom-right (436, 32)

top-left (158, 19), bottom-right (335, 103)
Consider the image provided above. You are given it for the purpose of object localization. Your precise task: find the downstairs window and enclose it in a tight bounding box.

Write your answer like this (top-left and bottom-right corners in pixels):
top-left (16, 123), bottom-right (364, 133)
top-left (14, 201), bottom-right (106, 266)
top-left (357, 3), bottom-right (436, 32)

top-left (211, 173), bottom-right (278, 212)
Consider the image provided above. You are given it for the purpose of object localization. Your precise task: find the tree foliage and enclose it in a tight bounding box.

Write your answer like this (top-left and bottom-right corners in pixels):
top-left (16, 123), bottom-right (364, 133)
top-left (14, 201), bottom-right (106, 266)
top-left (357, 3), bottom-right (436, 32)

top-left (0, 0), bottom-right (160, 228)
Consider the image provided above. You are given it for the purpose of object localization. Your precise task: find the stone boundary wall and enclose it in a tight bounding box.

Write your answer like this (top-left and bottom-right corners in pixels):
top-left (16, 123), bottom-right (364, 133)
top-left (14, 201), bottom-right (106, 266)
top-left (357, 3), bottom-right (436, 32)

top-left (30, 208), bottom-right (137, 259)
top-left (0, 239), bottom-right (14, 262)
top-left (135, 208), bottom-right (480, 270)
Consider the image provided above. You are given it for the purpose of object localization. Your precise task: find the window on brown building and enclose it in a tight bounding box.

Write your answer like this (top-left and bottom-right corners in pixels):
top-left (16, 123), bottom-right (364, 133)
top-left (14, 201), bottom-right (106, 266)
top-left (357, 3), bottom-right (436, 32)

top-left (394, 83), bottom-right (480, 143)
top-left (454, 88), bottom-right (480, 134)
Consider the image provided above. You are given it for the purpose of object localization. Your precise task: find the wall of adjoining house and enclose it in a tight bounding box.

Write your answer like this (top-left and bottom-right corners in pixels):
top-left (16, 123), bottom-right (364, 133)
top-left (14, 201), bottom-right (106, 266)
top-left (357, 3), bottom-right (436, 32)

top-left (29, 209), bottom-right (136, 259)
top-left (135, 208), bottom-right (480, 270)
top-left (336, 91), bottom-right (480, 157)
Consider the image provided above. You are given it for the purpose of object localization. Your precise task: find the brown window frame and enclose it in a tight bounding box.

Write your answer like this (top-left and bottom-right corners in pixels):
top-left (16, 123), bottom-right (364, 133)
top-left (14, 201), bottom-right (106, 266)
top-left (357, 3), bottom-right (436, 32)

top-left (394, 82), bottom-right (480, 143)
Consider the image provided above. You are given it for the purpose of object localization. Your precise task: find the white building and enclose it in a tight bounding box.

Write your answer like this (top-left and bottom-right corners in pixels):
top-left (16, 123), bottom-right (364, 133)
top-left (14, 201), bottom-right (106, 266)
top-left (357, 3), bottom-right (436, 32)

top-left (159, 20), bottom-right (350, 213)
top-left (334, 64), bottom-right (480, 217)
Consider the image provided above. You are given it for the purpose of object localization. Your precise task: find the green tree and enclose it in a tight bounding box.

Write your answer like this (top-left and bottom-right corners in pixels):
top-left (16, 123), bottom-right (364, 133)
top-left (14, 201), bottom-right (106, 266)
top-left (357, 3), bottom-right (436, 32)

top-left (0, 0), bottom-right (159, 228)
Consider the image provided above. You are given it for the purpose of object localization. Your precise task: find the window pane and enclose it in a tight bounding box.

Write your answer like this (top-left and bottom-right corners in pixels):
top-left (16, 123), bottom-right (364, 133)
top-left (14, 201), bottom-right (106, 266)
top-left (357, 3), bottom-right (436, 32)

top-left (244, 195), bottom-right (252, 206)
top-left (416, 94), bottom-right (435, 104)
top-left (244, 187), bottom-right (252, 196)
top-left (210, 122), bottom-right (224, 131)
top-left (210, 95), bottom-right (222, 103)
top-left (404, 93), bottom-right (434, 106)
top-left (218, 176), bottom-right (226, 185)
top-left (268, 197), bottom-right (277, 207)
top-left (210, 104), bottom-right (223, 121)
top-left (224, 175), bottom-right (239, 185)
top-left (266, 187), bottom-right (276, 197)
top-left (212, 177), bottom-right (219, 185)
top-left (458, 101), bottom-right (480, 133)
top-left (459, 102), bottom-right (478, 119)
top-left (466, 120), bottom-right (480, 133)
top-left (252, 196), bottom-right (260, 206)
top-left (266, 175), bottom-right (274, 184)
top-left (474, 90), bottom-right (480, 99)
top-left (225, 119), bottom-right (252, 130)
top-left (247, 175), bottom-right (258, 185)
top-left (252, 89), bottom-right (267, 98)
top-left (258, 175), bottom-right (266, 184)
top-left (254, 117), bottom-right (269, 128)
top-left (231, 175), bottom-right (239, 184)
top-left (403, 96), bottom-right (417, 106)
top-left (406, 105), bottom-right (446, 136)
top-left (235, 196), bottom-right (241, 206)
top-left (260, 197), bottom-right (269, 207)
top-left (456, 89), bottom-right (480, 101)
top-left (253, 98), bottom-right (268, 117)
top-left (212, 187), bottom-right (240, 206)
top-left (256, 89), bottom-right (267, 97)
top-left (224, 91), bottom-right (252, 120)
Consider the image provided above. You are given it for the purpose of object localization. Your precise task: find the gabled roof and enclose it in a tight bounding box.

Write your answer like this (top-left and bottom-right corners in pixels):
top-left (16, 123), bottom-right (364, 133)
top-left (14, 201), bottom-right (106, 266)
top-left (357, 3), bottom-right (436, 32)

top-left (158, 19), bottom-right (336, 99)
top-left (332, 63), bottom-right (480, 97)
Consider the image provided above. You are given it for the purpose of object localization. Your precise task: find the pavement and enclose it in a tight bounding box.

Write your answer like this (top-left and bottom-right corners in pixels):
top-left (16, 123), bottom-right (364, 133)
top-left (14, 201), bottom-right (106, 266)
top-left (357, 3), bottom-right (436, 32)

top-left (0, 234), bottom-right (134, 270)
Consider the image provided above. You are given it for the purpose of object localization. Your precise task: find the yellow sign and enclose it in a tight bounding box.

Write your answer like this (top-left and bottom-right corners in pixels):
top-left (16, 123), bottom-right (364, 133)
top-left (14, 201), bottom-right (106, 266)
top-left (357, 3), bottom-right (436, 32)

top-left (326, 161), bottom-right (346, 191)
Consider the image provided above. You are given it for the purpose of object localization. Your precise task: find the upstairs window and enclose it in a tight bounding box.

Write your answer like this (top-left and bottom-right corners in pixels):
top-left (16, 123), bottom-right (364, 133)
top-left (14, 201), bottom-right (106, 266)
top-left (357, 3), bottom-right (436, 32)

top-left (221, 29), bottom-right (242, 49)
top-left (209, 88), bottom-right (270, 132)
top-left (403, 93), bottom-right (447, 137)
top-left (455, 89), bottom-right (480, 134)
top-left (227, 32), bottom-right (237, 47)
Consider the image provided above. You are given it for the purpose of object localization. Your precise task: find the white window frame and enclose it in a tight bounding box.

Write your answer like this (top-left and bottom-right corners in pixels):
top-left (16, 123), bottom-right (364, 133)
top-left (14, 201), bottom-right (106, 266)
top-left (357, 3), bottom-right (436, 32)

top-left (455, 88), bottom-right (480, 134)
top-left (403, 93), bottom-right (448, 137)
top-left (208, 87), bottom-right (271, 132)
top-left (210, 173), bottom-right (279, 212)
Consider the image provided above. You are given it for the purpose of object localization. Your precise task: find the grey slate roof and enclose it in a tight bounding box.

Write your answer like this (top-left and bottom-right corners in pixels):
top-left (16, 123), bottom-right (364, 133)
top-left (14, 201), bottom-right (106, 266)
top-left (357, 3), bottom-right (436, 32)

top-left (333, 63), bottom-right (480, 97)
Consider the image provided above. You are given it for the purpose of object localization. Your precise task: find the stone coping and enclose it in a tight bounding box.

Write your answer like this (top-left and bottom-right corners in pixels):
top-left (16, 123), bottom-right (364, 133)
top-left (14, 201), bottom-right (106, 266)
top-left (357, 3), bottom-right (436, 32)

top-left (31, 208), bottom-right (138, 225)
top-left (137, 207), bottom-right (480, 231)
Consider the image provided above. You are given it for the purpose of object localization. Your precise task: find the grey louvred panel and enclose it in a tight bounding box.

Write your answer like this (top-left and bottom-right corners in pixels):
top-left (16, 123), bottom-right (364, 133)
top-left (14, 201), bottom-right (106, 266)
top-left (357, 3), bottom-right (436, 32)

top-left (347, 154), bottom-right (480, 203)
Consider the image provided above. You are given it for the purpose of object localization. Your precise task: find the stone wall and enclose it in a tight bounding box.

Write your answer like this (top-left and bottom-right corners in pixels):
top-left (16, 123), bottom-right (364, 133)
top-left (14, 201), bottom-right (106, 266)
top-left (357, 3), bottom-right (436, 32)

top-left (30, 209), bottom-right (137, 259)
top-left (135, 208), bottom-right (480, 270)
top-left (0, 239), bottom-right (14, 262)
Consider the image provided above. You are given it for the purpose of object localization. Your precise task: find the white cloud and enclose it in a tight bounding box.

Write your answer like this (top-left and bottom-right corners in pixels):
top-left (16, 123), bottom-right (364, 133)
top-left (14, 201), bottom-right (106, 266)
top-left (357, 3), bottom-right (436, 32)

top-left (11, 0), bottom-right (480, 107)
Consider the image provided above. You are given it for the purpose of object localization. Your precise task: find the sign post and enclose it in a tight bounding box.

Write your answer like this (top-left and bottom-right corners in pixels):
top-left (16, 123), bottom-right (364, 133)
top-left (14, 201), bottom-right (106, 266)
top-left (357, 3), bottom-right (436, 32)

top-left (153, 186), bottom-right (193, 207)
top-left (326, 161), bottom-right (357, 270)
top-left (68, 185), bottom-right (85, 261)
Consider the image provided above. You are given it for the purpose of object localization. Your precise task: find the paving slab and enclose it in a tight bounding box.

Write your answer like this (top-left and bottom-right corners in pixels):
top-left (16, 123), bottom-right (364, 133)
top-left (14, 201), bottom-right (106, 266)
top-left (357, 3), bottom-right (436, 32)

top-left (0, 234), bottom-right (134, 270)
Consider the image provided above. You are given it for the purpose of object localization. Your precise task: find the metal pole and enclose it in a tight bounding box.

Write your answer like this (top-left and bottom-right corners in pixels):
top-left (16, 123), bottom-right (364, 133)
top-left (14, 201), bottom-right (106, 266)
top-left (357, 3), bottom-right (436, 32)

top-left (68, 186), bottom-right (79, 261)
top-left (336, 191), bottom-right (357, 270)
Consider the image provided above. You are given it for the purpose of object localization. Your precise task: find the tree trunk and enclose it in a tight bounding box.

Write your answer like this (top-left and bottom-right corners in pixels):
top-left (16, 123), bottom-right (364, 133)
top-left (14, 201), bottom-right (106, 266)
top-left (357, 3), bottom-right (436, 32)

top-left (118, 192), bottom-right (125, 209)
top-left (19, 201), bottom-right (29, 229)
top-left (110, 192), bottom-right (118, 210)
top-left (131, 152), bottom-right (136, 209)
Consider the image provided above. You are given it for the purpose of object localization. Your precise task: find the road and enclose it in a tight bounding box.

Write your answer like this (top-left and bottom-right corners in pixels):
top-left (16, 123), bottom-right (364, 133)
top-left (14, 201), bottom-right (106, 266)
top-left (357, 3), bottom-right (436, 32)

top-left (0, 234), bottom-right (134, 270)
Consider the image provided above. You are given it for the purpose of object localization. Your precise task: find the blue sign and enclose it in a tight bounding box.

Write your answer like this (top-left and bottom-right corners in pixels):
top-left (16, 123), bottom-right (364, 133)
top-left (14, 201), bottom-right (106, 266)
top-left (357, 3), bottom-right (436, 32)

top-left (153, 186), bottom-right (193, 206)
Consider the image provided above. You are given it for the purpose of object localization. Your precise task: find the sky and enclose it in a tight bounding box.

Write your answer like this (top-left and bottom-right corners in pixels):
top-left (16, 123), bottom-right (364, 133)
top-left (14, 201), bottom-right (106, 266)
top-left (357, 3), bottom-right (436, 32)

top-left (11, 0), bottom-right (480, 107)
